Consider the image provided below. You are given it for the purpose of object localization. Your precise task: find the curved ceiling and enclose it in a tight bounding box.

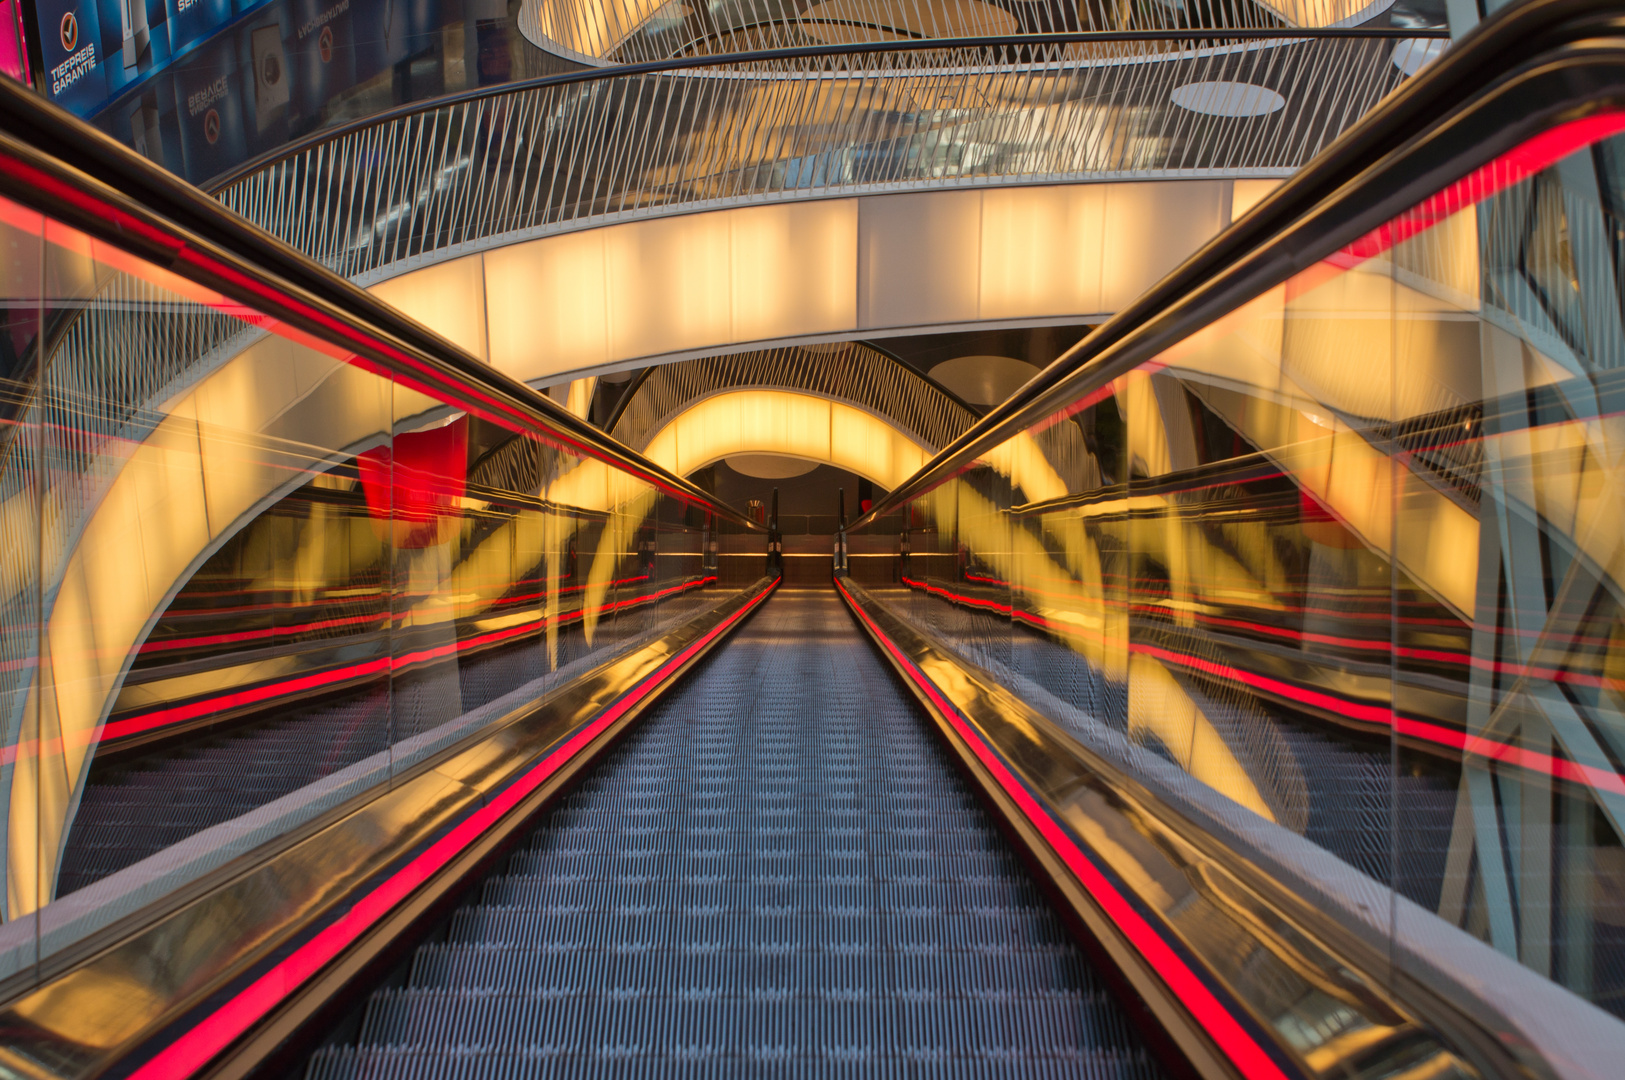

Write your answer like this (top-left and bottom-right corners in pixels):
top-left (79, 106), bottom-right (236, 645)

top-left (725, 455), bottom-right (821, 479)
top-left (927, 355), bottom-right (1041, 407)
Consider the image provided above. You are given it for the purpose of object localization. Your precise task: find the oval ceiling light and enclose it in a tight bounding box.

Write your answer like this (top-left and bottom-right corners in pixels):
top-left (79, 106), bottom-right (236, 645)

top-left (1170, 81), bottom-right (1286, 118)
top-left (1390, 38), bottom-right (1445, 76)
top-left (928, 355), bottom-right (1040, 407)
top-left (725, 454), bottom-right (821, 479)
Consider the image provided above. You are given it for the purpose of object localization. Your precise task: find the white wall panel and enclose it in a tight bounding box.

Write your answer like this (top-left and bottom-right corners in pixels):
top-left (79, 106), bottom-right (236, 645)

top-left (857, 189), bottom-right (982, 330)
top-left (1100, 181), bottom-right (1228, 310)
top-left (369, 256), bottom-right (490, 362)
top-left (376, 181), bottom-right (1237, 385)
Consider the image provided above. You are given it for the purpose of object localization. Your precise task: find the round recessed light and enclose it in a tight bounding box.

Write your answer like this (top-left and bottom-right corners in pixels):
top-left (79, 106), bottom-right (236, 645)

top-left (1390, 38), bottom-right (1445, 76)
top-left (928, 355), bottom-right (1040, 407)
top-left (1170, 81), bottom-right (1285, 118)
top-left (725, 454), bottom-right (821, 479)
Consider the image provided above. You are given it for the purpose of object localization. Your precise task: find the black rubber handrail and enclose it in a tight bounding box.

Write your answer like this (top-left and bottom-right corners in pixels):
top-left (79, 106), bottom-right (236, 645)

top-left (206, 26), bottom-right (1449, 192)
top-left (848, 0), bottom-right (1625, 531)
top-left (0, 77), bottom-right (762, 532)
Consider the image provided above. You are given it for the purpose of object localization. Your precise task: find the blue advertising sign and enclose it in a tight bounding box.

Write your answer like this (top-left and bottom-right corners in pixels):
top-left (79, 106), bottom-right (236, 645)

top-left (97, 0), bottom-right (174, 99)
top-left (164, 0), bottom-right (231, 54)
top-left (171, 43), bottom-right (245, 178)
top-left (76, 0), bottom-right (486, 183)
top-left (287, 0), bottom-right (355, 120)
top-left (33, 0), bottom-right (250, 116)
top-left (36, 0), bottom-right (106, 113)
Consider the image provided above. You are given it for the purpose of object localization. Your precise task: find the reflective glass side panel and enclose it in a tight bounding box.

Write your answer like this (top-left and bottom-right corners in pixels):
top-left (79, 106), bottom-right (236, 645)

top-left (847, 116), bottom-right (1625, 1033)
top-left (0, 195), bottom-right (733, 981)
top-left (0, 199), bottom-right (40, 981)
top-left (23, 222), bottom-right (398, 962)
top-left (1388, 126), bottom-right (1625, 1014)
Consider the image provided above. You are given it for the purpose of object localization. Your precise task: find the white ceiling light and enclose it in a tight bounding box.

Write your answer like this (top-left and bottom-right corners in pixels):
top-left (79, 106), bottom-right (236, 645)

top-left (928, 355), bottom-right (1040, 407)
top-left (725, 454), bottom-right (821, 479)
top-left (1391, 38), bottom-right (1445, 76)
top-left (1170, 81), bottom-right (1286, 118)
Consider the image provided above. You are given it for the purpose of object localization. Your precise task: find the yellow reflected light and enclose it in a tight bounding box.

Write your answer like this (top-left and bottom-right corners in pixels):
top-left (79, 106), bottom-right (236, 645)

top-left (641, 389), bottom-right (928, 490)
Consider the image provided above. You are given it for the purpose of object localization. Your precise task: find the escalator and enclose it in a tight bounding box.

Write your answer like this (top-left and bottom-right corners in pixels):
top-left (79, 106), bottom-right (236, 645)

top-left (0, 1), bottom-right (1623, 1079)
top-left (306, 590), bottom-right (1165, 1078)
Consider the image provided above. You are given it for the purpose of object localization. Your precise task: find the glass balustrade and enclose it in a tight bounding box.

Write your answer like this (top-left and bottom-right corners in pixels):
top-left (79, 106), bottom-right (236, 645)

top-left (0, 188), bottom-right (748, 981)
top-left (848, 110), bottom-right (1625, 1029)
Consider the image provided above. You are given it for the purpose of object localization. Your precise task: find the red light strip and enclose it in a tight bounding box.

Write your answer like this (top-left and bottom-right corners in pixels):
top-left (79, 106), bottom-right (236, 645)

top-left (96, 577), bottom-right (716, 746)
top-left (1338, 111), bottom-right (1625, 266)
top-left (127, 576), bottom-right (778, 1080)
top-left (834, 577), bottom-right (1292, 1080)
top-left (0, 578), bottom-right (717, 764)
top-left (898, 577), bottom-right (1625, 802)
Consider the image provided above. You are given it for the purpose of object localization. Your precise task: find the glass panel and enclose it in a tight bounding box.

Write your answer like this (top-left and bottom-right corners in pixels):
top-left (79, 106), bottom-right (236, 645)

top-left (28, 217), bottom-right (399, 962)
top-left (846, 106), bottom-right (1625, 1041)
top-left (1389, 126), bottom-right (1625, 1018)
top-left (0, 194), bottom-right (730, 979)
top-left (0, 198), bottom-right (40, 980)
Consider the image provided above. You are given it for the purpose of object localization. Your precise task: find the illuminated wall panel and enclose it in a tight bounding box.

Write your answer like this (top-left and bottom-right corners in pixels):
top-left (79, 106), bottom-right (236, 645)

top-left (1099, 181), bottom-right (1228, 310)
top-left (1230, 178), bottom-right (1282, 222)
top-left (731, 200), bottom-right (859, 343)
top-left (370, 257), bottom-right (490, 363)
top-left (606, 211), bottom-right (735, 361)
top-left (978, 185), bottom-right (1106, 321)
top-left (484, 229), bottom-right (612, 378)
top-left (372, 181), bottom-right (1246, 385)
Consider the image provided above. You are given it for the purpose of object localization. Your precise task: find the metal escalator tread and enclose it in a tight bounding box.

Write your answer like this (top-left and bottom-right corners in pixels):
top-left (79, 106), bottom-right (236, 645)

top-left (305, 590), bottom-right (1167, 1078)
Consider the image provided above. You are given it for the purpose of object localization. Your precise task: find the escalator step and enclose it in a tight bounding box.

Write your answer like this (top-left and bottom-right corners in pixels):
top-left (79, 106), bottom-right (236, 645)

top-left (306, 591), bottom-right (1165, 1077)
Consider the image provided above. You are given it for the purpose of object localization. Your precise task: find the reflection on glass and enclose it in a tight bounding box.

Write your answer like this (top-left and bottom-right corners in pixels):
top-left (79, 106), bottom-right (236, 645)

top-left (0, 193), bottom-right (729, 981)
top-left (853, 116), bottom-right (1625, 1030)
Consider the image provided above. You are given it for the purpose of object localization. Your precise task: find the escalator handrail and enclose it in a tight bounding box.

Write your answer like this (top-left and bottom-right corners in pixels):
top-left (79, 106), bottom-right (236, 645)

top-left (204, 27), bottom-right (1450, 195)
top-left (0, 77), bottom-right (761, 531)
top-left (848, 0), bottom-right (1625, 533)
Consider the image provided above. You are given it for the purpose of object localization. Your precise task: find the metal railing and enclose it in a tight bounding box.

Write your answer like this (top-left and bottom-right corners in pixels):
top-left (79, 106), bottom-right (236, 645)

top-left (606, 343), bottom-right (979, 454)
top-left (214, 33), bottom-right (1433, 284)
top-left (519, 0), bottom-right (1427, 65)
